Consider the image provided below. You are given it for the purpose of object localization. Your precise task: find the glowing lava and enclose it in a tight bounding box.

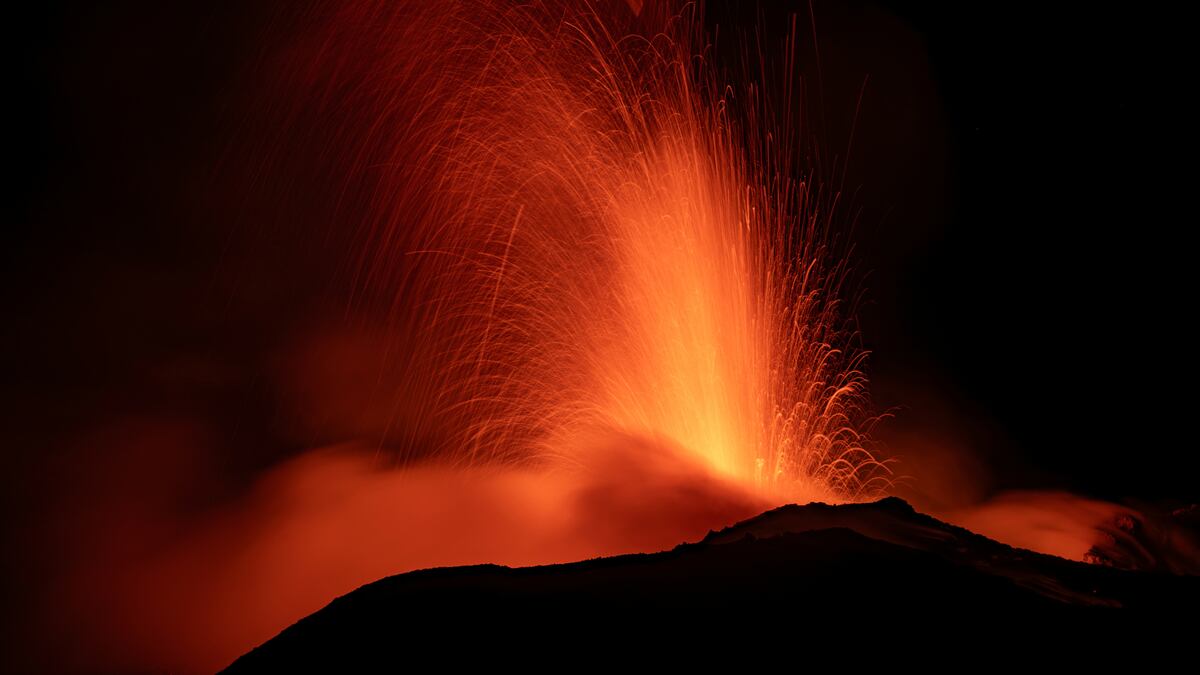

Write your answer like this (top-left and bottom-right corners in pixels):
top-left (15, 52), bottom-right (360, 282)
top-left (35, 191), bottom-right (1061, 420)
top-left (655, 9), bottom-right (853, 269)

top-left (345, 0), bottom-right (890, 502)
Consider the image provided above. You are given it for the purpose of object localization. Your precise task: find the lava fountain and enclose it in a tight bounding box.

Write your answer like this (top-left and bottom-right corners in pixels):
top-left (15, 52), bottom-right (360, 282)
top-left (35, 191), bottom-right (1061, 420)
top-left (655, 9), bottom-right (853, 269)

top-left (334, 0), bottom-right (890, 503)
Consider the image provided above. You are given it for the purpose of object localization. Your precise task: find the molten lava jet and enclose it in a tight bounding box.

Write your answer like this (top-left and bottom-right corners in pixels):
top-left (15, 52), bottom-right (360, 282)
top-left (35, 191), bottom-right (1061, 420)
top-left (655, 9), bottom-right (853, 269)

top-left (340, 0), bottom-right (892, 502)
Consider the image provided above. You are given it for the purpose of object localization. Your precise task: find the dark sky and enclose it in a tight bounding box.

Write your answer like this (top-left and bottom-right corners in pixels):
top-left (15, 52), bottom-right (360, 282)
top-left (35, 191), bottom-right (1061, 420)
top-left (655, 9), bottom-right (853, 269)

top-left (704, 2), bottom-right (1197, 502)
top-left (5, 0), bottom-right (1196, 545)
top-left (843, 3), bottom-right (1196, 500)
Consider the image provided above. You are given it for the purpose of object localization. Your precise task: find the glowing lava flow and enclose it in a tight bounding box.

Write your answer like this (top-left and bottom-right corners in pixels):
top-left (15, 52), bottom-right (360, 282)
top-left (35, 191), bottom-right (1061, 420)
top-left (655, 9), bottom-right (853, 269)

top-left (336, 0), bottom-right (891, 502)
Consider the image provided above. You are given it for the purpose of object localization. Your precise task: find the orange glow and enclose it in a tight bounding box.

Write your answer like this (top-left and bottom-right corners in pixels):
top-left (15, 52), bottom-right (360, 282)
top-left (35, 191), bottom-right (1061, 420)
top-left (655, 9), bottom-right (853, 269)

top-left (344, 0), bottom-right (890, 503)
top-left (48, 441), bottom-right (766, 673)
top-left (941, 491), bottom-right (1130, 562)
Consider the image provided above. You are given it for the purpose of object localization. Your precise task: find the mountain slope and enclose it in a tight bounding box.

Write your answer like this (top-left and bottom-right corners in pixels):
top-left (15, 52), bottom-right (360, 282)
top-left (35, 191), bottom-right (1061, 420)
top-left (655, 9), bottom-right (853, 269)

top-left (224, 498), bottom-right (1197, 671)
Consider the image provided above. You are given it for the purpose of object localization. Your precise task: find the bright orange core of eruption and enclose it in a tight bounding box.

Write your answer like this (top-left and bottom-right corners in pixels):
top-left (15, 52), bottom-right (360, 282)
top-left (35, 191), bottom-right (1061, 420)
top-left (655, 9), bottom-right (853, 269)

top-left (360, 0), bottom-right (890, 504)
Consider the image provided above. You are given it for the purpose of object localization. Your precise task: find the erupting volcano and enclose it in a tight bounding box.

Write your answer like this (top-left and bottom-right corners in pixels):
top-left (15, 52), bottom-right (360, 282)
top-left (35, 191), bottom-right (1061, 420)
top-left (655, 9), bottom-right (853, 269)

top-left (6, 0), bottom-right (1198, 672)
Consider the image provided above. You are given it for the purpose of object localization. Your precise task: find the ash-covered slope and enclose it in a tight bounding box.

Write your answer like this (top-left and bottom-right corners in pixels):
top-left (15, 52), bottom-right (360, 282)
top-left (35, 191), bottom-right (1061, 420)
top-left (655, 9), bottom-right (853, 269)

top-left (225, 497), bottom-right (1197, 671)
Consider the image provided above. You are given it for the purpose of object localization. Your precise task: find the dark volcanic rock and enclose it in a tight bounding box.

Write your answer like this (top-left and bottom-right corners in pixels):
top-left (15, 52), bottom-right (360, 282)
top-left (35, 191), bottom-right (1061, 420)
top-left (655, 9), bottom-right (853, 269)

top-left (1085, 502), bottom-right (1200, 575)
top-left (225, 498), bottom-right (1198, 671)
